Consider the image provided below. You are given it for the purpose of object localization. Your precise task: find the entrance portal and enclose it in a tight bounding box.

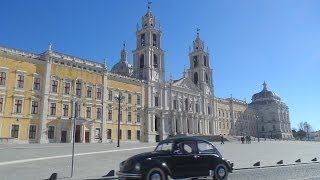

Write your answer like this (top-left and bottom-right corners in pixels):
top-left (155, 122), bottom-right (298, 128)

top-left (75, 125), bottom-right (81, 143)
top-left (85, 131), bottom-right (90, 143)
top-left (61, 131), bottom-right (67, 143)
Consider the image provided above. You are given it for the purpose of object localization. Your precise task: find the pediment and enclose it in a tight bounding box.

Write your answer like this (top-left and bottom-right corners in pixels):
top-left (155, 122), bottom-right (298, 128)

top-left (172, 77), bottom-right (200, 92)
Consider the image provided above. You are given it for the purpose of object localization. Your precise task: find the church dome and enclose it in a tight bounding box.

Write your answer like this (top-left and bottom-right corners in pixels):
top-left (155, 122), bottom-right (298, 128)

top-left (111, 44), bottom-right (133, 76)
top-left (252, 81), bottom-right (281, 102)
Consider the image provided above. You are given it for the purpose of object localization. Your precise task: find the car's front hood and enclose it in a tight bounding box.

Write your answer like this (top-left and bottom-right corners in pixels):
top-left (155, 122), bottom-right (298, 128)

top-left (121, 151), bottom-right (166, 171)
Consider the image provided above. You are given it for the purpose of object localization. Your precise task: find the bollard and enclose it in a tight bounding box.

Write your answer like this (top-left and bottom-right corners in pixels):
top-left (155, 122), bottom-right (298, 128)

top-left (253, 161), bottom-right (260, 166)
top-left (295, 159), bottom-right (301, 163)
top-left (276, 160), bottom-right (283, 164)
top-left (47, 173), bottom-right (57, 180)
top-left (103, 170), bottom-right (115, 177)
top-left (311, 158), bottom-right (317, 162)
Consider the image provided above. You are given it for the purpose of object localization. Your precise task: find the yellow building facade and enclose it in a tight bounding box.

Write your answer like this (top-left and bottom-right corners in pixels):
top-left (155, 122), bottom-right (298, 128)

top-left (0, 45), bottom-right (145, 143)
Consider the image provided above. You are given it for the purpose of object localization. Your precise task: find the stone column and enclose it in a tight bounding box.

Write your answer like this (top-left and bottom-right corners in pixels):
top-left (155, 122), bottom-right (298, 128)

top-left (101, 71), bottom-right (108, 143)
top-left (56, 122), bottom-right (62, 143)
top-left (180, 113), bottom-right (183, 134)
top-left (39, 53), bottom-right (52, 144)
top-left (90, 123), bottom-right (95, 143)
top-left (81, 124), bottom-right (85, 143)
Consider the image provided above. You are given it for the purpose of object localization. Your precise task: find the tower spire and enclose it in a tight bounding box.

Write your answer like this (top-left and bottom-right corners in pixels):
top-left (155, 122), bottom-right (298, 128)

top-left (147, 0), bottom-right (152, 10)
top-left (196, 28), bottom-right (200, 37)
top-left (263, 81), bottom-right (267, 91)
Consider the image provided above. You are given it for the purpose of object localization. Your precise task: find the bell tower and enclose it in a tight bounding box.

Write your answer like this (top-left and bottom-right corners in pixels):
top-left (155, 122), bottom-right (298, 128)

top-left (133, 3), bottom-right (164, 83)
top-left (188, 29), bottom-right (213, 95)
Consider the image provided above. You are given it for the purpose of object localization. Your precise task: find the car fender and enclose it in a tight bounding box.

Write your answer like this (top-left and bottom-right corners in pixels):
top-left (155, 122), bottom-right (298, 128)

top-left (144, 158), bottom-right (173, 177)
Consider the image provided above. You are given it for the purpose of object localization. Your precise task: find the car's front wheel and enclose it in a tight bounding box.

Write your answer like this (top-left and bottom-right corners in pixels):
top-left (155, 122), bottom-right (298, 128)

top-left (213, 163), bottom-right (228, 180)
top-left (145, 167), bottom-right (167, 180)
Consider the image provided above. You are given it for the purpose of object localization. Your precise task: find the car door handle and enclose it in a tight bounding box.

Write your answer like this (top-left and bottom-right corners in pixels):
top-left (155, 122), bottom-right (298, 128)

top-left (194, 155), bottom-right (200, 158)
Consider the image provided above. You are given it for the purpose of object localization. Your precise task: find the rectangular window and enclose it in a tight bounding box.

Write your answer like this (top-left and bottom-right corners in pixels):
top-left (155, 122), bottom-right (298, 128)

top-left (127, 130), bottom-right (131, 140)
top-left (96, 87), bottom-right (102, 99)
top-left (15, 99), bottom-right (22, 113)
top-left (11, 125), bottom-right (19, 138)
top-left (50, 103), bottom-right (56, 116)
top-left (51, 80), bottom-right (58, 93)
top-left (29, 125), bottom-right (36, 139)
top-left (31, 101), bottom-right (39, 114)
top-left (219, 122), bottom-right (222, 129)
top-left (137, 111), bottom-right (140, 123)
top-left (173, 100), bottom-right (177, 109)
top-left (196, 104), bottom-right (199, 113)
top-left (0, 72), bottom-right (6, 86)
top-left (127, 107), bottom-right (132, 122)
top-left (0, 98), bottom-right (3, 112)
top-left (108, 90), bottom-right (113, 101)
top-left (33, 77), bottom-right (41, 90)
top-left (97, 108), bottom-right (102, 120)
top-left (107, 129), bottom-right (112, 139)
top-left (48, 126), bottom-right (55, 139)
top-left (155, 97), bottom-right (159, 107)
top-left (95, 128), bottom-right (101, 139)
top-left (76, 81), bottom-right (82, 96)
top-left (137, 130), bottom-right (141, 141)
top-left (63, 104), bottom-right (69, 117)
top-left (86, 107), bottom-right (91, 118)
top-left (128, 93), bottom-right (132, 104)
top-left (87, 86), bottom-right (92, 98)
top-left (64, 82), bottom-right (70, 94)
top-left (137, 94), bottom-right (141, 105)
top-left (108, 108), bottom-right (112, 121)
top-left (17, 74), bottom-right (24, 88)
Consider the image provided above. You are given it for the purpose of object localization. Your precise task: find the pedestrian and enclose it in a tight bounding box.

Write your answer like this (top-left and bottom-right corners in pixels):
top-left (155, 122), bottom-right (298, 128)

top-left (220, 134), bottom-right (224, 144)
top-left (241, 136), bottom-right (244, 144)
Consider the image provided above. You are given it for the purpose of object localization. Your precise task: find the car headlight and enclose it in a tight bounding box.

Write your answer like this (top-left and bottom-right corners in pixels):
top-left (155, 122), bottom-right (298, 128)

top-left (134, 163), bottom-right (141, 171)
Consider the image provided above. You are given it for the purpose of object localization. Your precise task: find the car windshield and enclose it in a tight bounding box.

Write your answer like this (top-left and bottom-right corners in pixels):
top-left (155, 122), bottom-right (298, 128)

top-left (154, 141), bottom-right (174, 153)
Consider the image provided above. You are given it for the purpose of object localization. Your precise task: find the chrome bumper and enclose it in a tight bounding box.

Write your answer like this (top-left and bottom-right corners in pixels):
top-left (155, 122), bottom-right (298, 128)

top-left (116, 171), bottom-right (142, 178)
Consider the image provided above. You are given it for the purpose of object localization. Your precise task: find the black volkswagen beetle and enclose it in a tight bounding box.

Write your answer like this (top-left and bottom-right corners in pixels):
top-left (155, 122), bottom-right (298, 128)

top-left (117, 136), bottom-right (233, 180)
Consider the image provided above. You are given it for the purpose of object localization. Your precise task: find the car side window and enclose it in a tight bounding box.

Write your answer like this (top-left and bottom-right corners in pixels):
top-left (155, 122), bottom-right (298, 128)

top-left (197, 141), bottom-right (215, 154)
top-left (175, 141), bottom-right (197, 154)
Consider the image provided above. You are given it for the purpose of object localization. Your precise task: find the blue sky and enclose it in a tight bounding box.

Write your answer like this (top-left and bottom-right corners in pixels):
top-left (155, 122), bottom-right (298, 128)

top-left (1, 0), bottom-right (319, 130)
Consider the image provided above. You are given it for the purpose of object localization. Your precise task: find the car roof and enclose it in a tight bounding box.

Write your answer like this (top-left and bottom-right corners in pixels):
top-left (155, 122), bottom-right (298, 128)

top-left (161, 136), bottom-right (212, 144)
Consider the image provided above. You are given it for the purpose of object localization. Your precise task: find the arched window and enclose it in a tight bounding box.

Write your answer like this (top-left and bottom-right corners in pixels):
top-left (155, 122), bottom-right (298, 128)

top-left (194, 72), bottom-right (198, 84)
top-left (153, 34), bottom-right (157, 46)
top-left (153, 54), bottom-right (158, 68)
top-left (141, 34), bottom-right (145, 46)
top-left (204, 56), bottom-right (207, 66)
top-left (185, 99), bottom-right (188, 111)
top-left (205, 73), bottom-right (209, 83)
top-left (193, 56), bottom-right (198, 67)
top-left (140, 54), bottom-right (144, 68)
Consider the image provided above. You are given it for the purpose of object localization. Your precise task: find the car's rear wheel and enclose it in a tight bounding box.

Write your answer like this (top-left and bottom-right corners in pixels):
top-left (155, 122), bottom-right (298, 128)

top-left (146, 167), bottom-right (167, 180)
top-left (213, 163), bottom-right (228, 180)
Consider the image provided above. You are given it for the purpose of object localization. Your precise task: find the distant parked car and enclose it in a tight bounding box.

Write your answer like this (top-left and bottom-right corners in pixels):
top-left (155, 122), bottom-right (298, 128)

top-left (117, 136), bottom-right (233, 180)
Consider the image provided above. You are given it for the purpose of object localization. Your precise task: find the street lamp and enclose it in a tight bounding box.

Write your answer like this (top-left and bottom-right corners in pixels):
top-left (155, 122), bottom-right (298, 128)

top-left (71, 100), bottom-right (79, 178)
top-left (115, 91), bottom-right (125, 147)
top-left (256, 115), bottom-right (260, 142)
